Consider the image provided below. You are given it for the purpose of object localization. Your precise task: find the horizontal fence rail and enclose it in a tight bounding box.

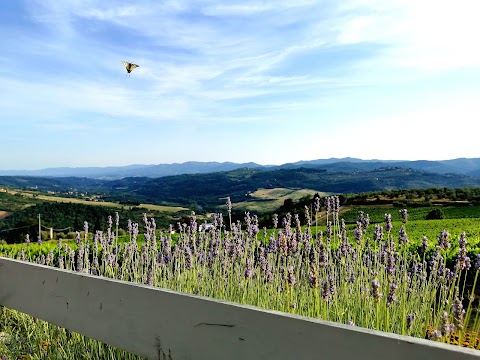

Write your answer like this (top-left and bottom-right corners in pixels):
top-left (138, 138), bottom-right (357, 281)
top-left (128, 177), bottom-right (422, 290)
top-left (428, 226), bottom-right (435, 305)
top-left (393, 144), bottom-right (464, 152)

top-left (0, 257), bottom-right (479, 359)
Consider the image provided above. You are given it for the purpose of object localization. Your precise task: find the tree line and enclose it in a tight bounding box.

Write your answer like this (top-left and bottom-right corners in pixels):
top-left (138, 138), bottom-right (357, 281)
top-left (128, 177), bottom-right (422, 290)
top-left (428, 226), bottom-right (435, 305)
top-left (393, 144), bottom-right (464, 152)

top-left (0, 201), bottom-right (180, 244)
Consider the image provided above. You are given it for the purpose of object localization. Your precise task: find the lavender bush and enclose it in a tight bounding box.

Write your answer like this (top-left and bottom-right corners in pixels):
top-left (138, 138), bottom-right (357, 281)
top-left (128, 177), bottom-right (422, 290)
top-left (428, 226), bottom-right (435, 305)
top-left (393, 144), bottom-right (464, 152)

top-left (1, 198), bottom-right (480, 358)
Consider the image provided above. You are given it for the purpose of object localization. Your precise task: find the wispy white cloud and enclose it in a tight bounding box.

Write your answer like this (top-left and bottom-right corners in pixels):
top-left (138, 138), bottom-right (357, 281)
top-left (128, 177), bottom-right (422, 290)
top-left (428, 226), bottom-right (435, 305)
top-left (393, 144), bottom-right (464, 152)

top-left (79, 5), bottom-right (144, 21)
top-left (201, 3), bottom-right (273, 16)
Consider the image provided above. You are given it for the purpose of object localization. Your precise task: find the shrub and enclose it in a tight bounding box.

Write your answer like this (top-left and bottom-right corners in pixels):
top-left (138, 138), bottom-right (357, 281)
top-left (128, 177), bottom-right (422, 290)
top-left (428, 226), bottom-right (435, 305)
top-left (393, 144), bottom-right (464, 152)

top-left (426, 208), bottom-right (444, 220)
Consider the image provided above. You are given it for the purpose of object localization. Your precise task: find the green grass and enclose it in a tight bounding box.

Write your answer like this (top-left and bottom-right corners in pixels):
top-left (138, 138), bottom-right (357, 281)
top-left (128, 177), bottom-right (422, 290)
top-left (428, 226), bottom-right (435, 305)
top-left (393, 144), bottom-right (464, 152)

top-left (1, 189), bottom-right (187, 213)
top-left (341, 205), bottom-right (480, 224)
top-left (0, 307), bottom-right (145, 359)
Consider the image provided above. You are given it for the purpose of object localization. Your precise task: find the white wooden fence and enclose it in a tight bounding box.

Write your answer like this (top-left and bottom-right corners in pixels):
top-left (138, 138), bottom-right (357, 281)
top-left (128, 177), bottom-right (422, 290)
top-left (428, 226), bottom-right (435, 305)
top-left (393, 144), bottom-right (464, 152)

top-left (0, 257), bottom-right (479, 359)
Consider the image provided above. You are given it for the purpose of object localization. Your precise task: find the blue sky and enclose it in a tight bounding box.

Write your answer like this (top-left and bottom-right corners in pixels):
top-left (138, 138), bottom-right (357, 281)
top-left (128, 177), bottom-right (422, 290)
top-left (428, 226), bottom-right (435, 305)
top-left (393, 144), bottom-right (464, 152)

top-left (1, 0), bottom-right (479, 170)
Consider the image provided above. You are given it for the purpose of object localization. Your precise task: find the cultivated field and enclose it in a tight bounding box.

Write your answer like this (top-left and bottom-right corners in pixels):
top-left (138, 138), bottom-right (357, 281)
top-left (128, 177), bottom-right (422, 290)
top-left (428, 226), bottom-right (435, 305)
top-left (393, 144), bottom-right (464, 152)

top-left (4, 190), bottom-right (187, 213)
top-left (233, 187), bottom-right (331, 212)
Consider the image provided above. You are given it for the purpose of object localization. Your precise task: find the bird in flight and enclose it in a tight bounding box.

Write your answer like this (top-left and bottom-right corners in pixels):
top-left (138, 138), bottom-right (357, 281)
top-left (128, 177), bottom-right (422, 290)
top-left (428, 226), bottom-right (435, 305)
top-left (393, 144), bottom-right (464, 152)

top-left (121, 61), bottom-right (139, 76)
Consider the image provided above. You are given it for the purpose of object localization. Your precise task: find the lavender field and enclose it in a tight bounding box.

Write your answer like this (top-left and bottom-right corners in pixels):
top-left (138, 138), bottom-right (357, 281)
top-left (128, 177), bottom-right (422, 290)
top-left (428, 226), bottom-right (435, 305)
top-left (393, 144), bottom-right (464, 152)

top-left (1, 196), bottom-right (479, 358)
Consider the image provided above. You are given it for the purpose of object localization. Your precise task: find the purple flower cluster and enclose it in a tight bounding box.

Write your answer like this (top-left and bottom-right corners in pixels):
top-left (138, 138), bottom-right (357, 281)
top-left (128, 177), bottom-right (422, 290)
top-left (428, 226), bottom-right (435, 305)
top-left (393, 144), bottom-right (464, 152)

top-left (406, 313), bottom-right (415, 329)
top-left (287, 266), bottom-right (296, 286)
top-left (244, 258), bottom-right (254, 279)
top-left (455, 232), bottom-right (471, 271)
top-left (439, 311), bottom-right (454, 336)
top-left (370, 279), bottom-right (382, 302)
top-left (353, 223), bottom-right (363, 245)
top-left (452, 297), bottom-right (465, 330)
top-left (324, 196), bottom-right (340, 218)
top-left (308, 263), bottom-right (319, 289)
top-left (373, 224), bottom-right (383, 243)
top-left (384, 214), bottom-right (393, 233)
top-left (386, 283), bottom-right (397, 307)
top-left (358, 211), bottom-right (370, 229)
top-left (397, 225), bottom-right (408, 246)
top-left (437, 229), bottom-right (451, 250)
top-left (313, 195), bottom-right (321, 213)
top-left (321, 276), bottom-right (336, 300)
top-left (421, 236), bottom-right (428, 253)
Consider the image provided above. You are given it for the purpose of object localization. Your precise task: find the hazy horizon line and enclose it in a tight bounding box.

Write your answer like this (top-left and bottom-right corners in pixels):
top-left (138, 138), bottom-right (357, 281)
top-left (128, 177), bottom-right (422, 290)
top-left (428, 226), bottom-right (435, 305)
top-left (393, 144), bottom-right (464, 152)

top-left (1, 156), bottom-right (479, 172)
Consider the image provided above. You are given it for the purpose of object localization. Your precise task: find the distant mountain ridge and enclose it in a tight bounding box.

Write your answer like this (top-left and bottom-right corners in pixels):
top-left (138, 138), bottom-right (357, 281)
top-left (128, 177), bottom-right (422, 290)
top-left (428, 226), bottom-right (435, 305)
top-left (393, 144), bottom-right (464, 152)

top-left (0, 161), bottom-right (264, 179)
top-left (278, 158), bottom-right (480, 177)
top-left (1, 157), bottom-right (480, 179)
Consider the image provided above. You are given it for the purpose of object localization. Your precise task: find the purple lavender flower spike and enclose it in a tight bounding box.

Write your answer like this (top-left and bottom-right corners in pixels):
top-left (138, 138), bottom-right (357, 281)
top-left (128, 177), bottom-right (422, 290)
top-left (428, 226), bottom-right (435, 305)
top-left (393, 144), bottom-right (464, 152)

top-left (429, 329), bottom-right (442, 341)
top-left (362, 213), bottom-right (370, 229)
top-left (398, 225), bottom-right (408, 245)
top-left (453, 297), bottom-right (465, 330)
top-left (321, 276), bottom-right (336, 300)
top-left (475, 254), bottom-right (480, 270)
top-left (455, 232), bottom-right (471, 271)
top-left (308, 263), bottom-right (319, 288)
top-left (421, 236), bottom-right (428, 253)
top-left (384, 214), bottom-right (393, 233)
top-left (244, 258), bottom-right (254, 279)
top-left (321, 280), bottom-right (331, 299)
top-left (334, 196), bottom-right (340, 217)
top-left (304, 206), bottom-right (311, 227)
top-left (325, 221), bottom-right (332, 244)
top-left (226, 197), bottom-right (232, 214)
top-left (386, 283), bottom-right (397, 307)
top-left (370, 279), bottom-right (383, 302)
top-left (440, 311), bottom-right (453, 336)
top-left (184, 245), bottom-right (192, 270)
top-left (399, 209), bottom-right (408, 224)
top-left (146, 268), bottom-right (153, 286)
top-left (373, 224), bottom-right (383, 243)
top-left (313, 195), bottom-right (321, 213)
top-left (287, 266), bottom-right (296, 286)
top-left (324, 197), bottom-right (331, 215)
top-left (437, 229), bottom-right (451, 250)
top-left (406, 313), bottom-right (416, 329)
top-left (272, 214), bottom-right (279, 229)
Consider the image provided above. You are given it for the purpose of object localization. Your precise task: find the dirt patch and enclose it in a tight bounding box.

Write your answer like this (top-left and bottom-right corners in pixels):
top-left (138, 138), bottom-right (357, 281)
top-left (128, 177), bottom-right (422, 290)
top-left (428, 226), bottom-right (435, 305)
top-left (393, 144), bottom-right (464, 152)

top-left (0, 211), bottom-right (12, 219)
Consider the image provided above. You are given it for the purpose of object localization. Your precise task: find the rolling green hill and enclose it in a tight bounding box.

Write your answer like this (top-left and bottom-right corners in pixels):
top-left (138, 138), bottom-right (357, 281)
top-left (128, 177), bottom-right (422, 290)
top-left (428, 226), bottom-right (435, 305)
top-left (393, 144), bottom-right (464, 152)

top-left (1, 166), bottom-right (480, 211)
